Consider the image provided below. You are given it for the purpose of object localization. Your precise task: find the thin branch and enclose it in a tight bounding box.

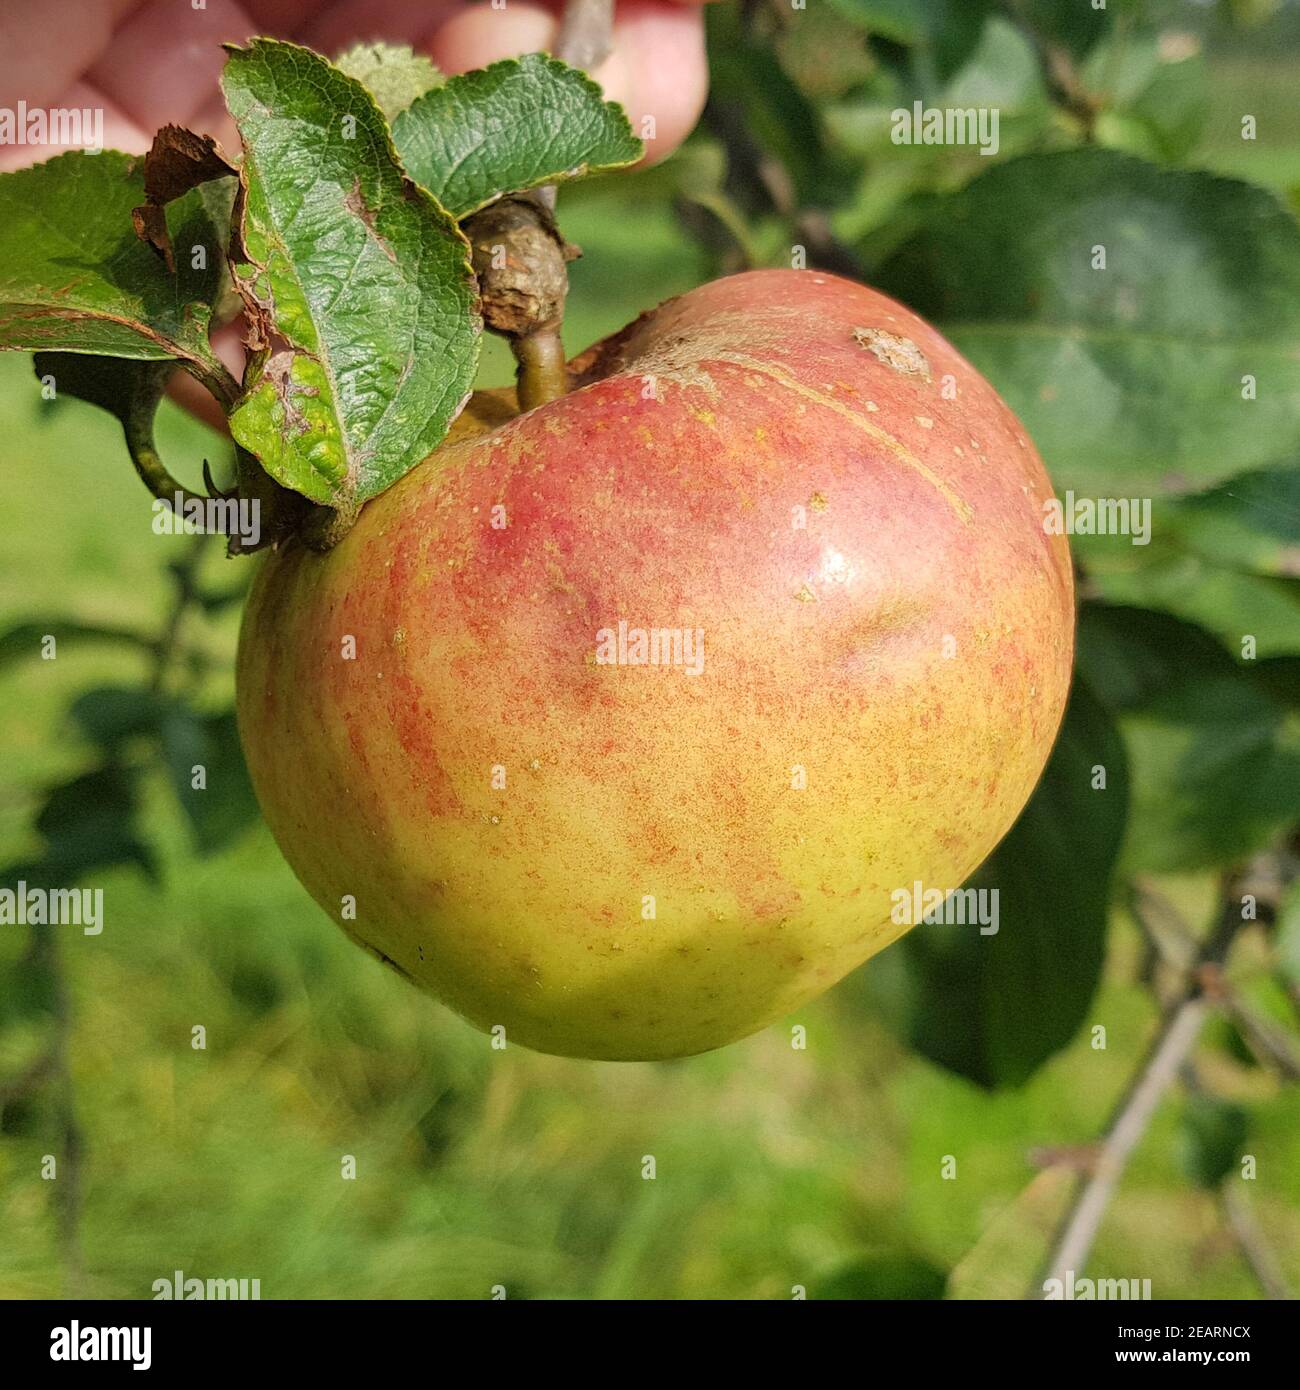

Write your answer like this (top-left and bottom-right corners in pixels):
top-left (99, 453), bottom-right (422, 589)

top-left (1033, 877), bottom-right (1251, 1296)
top-left (999, 0), bottom-right (1101, 139)
top-left (1222, 1186), bottom-right (1291, 1301)
top-left (1131, 876), bottom-right (1300, 1081)
top-left (461, 0), bottom-right (612, 410)
top-left (1037, 995), bottom-right (1209, 1295)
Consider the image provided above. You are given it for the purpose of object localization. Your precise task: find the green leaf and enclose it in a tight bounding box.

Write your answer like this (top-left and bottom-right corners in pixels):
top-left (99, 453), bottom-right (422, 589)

top-left (392, 53), bottom-right (641, 220)
top-left (1087, 554), bottom-right (1300, 660)
top-left (1166, 465), bottom-right (1300, 579)
top-left (1094, 47), bottom-right (1208, 164)
top-left (0, 151), bottom-right (227, 381)
top-left (1078, 605), bottom-right (1300, 873)
top-left (822, 0), bottom-right (995, 82)
top-left (221, 39), bottom-right (480, 510)
top-left (32, 352), bottom-right (189, 501)
top-left (867, 679), bottom-right (1129, 1090)
top-left (1254, 655), bottom-right (1300, 710)
top-left (335, 41), bottom-right (443, 120)
top-left (161, 707), bottom-right (259, 855)
top-left (68, 686), bottom-right (172, 752)
top-left (34, 352), bottom-right (165, 424)
top-left (823, 0), bottom-right (931, 44)
top-left (877, 150), bottom-right (1300, 495)
top-left (812, 1255), bottom-right (947, 1299)
top-left (1016, 0), bottom-right (1114, 58)
top-left (34, 766), bottom-right (155, 879)
top-left (1075, 467), bottom-right (1300, 657)
top-left (1178, 1096), bottom-right (1249, 1189)
top-left (706, 4), bottom-right (833, 207)
top-left (0, 618), bottom-right (154, 670)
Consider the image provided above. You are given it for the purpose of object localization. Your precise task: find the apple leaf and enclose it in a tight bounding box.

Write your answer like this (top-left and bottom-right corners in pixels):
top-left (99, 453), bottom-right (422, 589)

top-left (221, 39), bottom-right (480, 511)
top-left (391, 53), bottom-right (642, 219)
top-left (1069, 462), bottom-right (1300, 658)
top-left (0, 150), bottom-right (229, 389)
top-left (1015, 0), bottom-right (1114, 58)
top-left (1163, 465), bottom-right (1300, 579)
top-left (0, 618), bottom-right (156, 670)
top-left (160, 706), bottom-right (260, 855)
top-left (1085, 554), bottom-right (1300, 661)
top-left (821, 0), bottom-right (932, 43)
top-left (34, 765), bottom-right (156, 881)
top-left (861, 678), bottom-right (1129, 1090)
top-left (131, 124), bottom-right (238, 272)
top-left (34, 351), bottom-right (168, 424)
top-left (335, 41), bottom-right (443, 120)
top-left (1178, 1097), bottom-right (1249, 1190)
top-left (878, 149), bottom-right (1300, 495)
top-left (1077, 605), bottom-right (1300, 873)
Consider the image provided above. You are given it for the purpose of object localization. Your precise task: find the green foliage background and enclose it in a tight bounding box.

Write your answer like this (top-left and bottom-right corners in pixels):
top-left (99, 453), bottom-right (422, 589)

top-left (2, 0), bottom-right (1299, 1299)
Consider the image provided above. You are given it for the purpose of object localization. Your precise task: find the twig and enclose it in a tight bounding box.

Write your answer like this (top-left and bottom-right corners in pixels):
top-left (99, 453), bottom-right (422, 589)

top-left (1036, 996), bottom-right (1209, 1296)
top-left (1033, 878), bottom-right (1250, 1296)
top-left (1222, 1186), bottom-right (1291, 1301)
top-left (1131, 877), bottom-right (1300, 1081)
top-left (700, 98), bottom-right (866, 280)
top-left (999, 0), bottom-right (1101, 138)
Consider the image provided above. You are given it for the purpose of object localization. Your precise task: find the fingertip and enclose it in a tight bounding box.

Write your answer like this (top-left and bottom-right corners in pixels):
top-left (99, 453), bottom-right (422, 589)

top-left (428, 0), bottom-right (706, 164)
top-left (608, 0), bottom-right (708, 164)
top-left (427, 4), bottom-right (558, 76)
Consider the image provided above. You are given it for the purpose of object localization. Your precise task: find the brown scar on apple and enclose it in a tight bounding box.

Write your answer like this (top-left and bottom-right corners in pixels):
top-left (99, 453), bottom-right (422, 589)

top-left (717, 352), bottom-right (972, 524)
top-left (852, 327), bottom-right (932, 383)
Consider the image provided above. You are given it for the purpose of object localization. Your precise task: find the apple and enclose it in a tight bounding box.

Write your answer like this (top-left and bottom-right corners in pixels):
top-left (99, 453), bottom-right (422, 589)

top-left (236, 269), bottom-right (1074, 1060)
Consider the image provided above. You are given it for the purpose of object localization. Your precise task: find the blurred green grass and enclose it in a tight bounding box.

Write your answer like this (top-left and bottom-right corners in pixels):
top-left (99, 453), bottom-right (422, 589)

top-left (2, 154), bottom-right (1299, 1301)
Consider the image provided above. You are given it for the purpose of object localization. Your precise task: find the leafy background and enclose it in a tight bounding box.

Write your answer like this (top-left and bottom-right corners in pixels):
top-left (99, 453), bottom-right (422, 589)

top-left (2, 0), bottom-right (1299, 1298)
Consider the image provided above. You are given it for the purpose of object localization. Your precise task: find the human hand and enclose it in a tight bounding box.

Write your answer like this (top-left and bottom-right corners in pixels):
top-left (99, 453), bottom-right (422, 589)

top-left (0, 0), bottom-right (711, 171)
top-left (0, 0), bottom-right (712, 426)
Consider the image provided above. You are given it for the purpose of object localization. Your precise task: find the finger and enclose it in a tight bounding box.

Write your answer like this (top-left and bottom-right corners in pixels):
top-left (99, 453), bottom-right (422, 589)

top-left (603, 0), bottom-right (708, 161)
top-left (428, 0), bottom-right (708, 163)
top-left (0, 80), bottom-right (150, 170)
top-left (0, 0), bottom-right (137, 110)
top-left (86, 0), bottom-right (261, 134)
top-left (242, 0), bottom-right (322, 27)
top-left (294, 0), bottom-right (462, 56)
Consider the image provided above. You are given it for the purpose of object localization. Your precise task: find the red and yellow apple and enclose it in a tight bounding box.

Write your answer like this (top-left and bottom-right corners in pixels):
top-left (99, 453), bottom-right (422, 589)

top-left (236, 269), bottom-right (1074, 1060)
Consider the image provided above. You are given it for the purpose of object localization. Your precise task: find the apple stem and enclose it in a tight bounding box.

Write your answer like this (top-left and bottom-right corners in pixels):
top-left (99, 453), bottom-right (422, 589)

top-left (513, 326), bottom-right (569, 412)
top-left (483, 0), bottom-right (616, 411)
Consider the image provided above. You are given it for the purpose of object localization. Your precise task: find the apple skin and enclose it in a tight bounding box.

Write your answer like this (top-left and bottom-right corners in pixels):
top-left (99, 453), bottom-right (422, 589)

top-left (236, 269), bottom-right (1074, 1061)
